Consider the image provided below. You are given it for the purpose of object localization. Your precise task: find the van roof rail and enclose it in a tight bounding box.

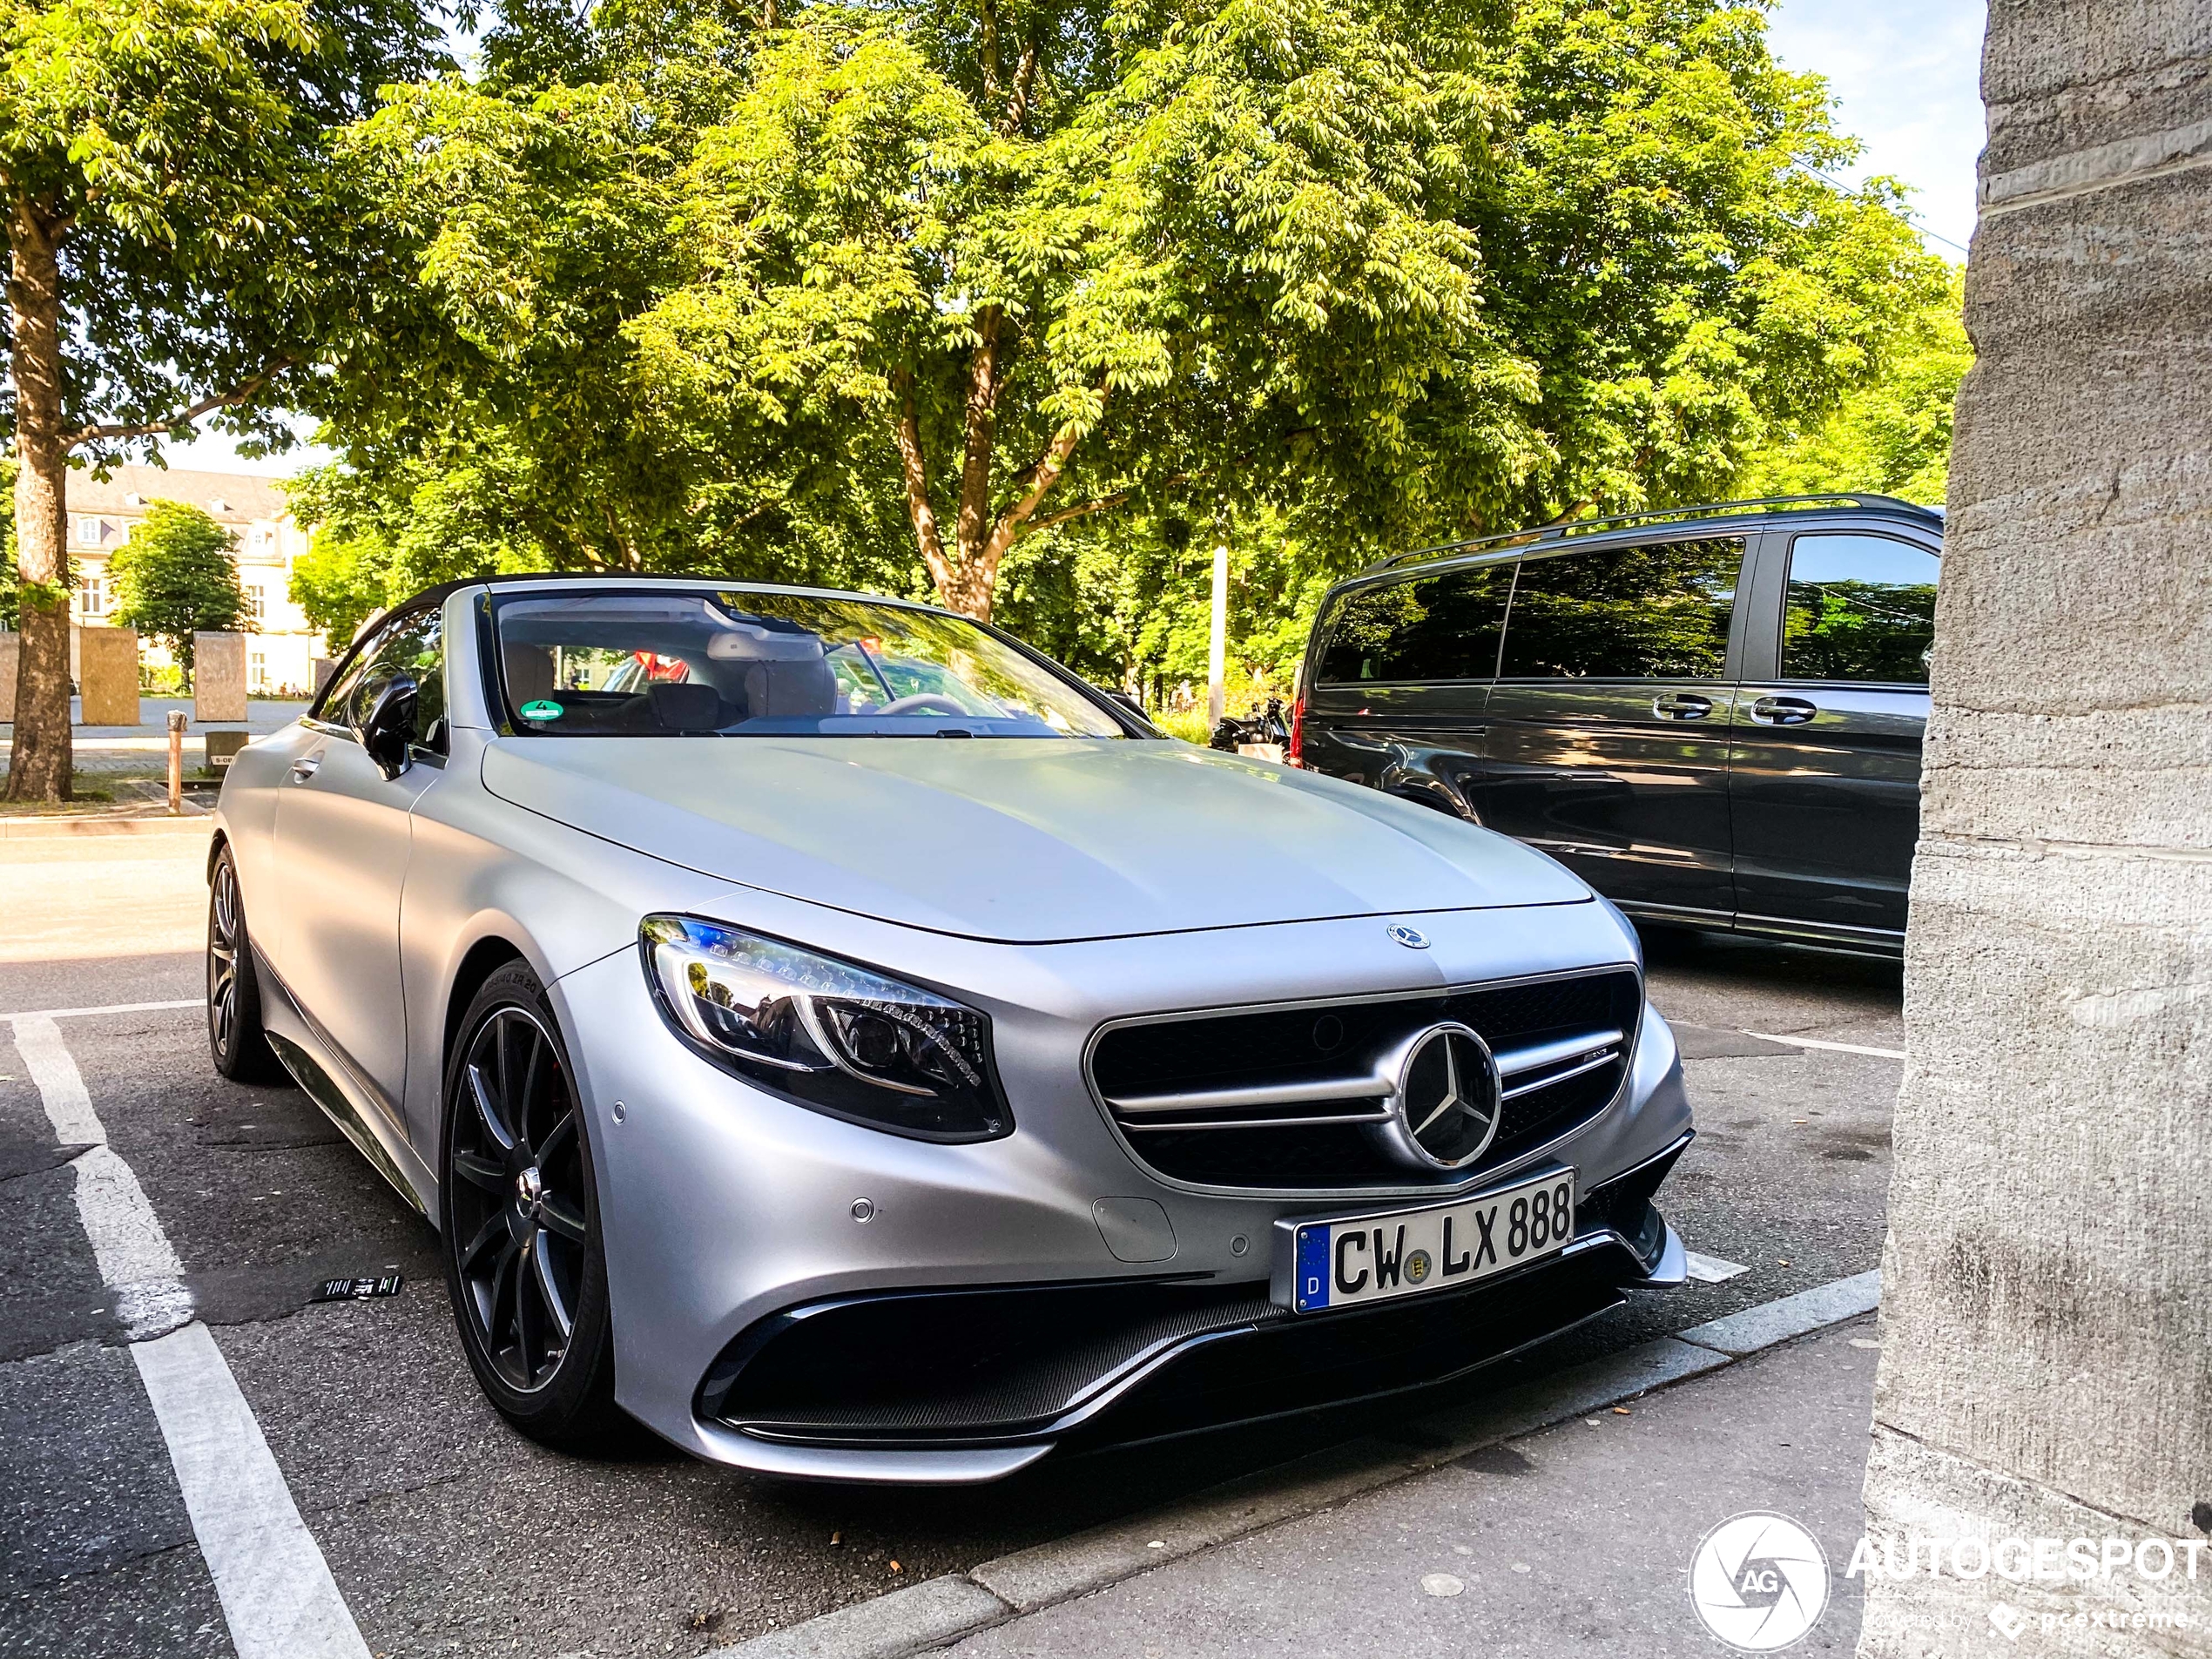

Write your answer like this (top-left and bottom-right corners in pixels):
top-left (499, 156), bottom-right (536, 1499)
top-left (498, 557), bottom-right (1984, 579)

top-left (1371, 494), bottom-right (1943, 572)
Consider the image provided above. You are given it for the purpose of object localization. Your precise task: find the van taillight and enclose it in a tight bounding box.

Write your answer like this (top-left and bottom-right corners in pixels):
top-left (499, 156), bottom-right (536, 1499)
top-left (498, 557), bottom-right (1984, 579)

top-left (1287, 694), bottom-right (1306, 766)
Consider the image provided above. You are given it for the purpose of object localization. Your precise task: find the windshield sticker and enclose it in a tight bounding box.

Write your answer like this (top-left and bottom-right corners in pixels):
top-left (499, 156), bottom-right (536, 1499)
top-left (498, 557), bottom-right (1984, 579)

top-left (519, 700), bottom-right (563, 721)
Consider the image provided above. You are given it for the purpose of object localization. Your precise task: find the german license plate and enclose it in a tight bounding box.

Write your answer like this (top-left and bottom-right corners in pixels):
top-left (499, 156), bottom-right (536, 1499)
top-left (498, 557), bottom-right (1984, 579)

top-left (1274, 1169), bottom-right (1576, 1314)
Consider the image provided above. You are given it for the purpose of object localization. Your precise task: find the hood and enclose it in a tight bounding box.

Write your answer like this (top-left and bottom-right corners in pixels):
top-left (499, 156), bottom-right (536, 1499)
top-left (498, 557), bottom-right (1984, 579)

top-left (482, 737), bottom-right (1590, 944)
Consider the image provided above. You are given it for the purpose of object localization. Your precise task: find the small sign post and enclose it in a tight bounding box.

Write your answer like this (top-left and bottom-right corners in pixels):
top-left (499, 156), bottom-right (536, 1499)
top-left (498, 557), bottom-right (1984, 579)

top-left (165, 709), bottom-right (185, 814)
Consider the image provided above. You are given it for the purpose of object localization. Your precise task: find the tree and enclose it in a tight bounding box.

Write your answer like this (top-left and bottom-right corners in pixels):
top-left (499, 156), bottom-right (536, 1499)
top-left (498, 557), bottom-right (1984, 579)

top-left (1735, 266), bottom-right (1970, 505)
top-left (305, 0), bottom-right (1944, 676)
top-left (105, 502), bottom-right (247, 684)
top-left (0, 0), bottom-right (443, 799)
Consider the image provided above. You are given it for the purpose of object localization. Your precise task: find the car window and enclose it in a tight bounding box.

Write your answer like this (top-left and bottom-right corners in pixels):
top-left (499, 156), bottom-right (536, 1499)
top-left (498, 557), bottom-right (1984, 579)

top-left (1316, 564), bottom-right (1511, 684)
top-left (1782, 533), bottom-right (1940, 684)
top-left (490, 590), bottom-right (1123, 738)
top-left (335, 605), bottom-right (447, 749)
top-left (1496, 537), bottom-right (1744, 680)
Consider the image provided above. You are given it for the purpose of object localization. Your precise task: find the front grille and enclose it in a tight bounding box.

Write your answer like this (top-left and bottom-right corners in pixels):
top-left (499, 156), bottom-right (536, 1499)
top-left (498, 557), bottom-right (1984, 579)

top-left (1089, 968), bottom-right (1642, 1190)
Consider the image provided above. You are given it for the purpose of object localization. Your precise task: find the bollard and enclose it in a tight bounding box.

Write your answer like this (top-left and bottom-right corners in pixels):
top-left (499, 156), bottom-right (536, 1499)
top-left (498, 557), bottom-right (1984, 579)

top-left (167, 709), bottom-right (186, 815)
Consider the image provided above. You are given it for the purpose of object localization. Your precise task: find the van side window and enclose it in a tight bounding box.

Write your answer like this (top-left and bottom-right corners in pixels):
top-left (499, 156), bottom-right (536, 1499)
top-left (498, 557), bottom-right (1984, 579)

top-left (1783, 533), bottom-right (1940, 684)
top-left (1316, 564), bottom-right (1510, 684)
top-left (1497, 537), bottom-right (1743, 679)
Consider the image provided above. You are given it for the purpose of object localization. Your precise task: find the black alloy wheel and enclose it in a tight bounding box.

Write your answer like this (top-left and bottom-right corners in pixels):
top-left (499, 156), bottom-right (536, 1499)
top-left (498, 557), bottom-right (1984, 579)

top-left (441, 963), bottom-right (619, 1444)
top-left (207, 846), bottom-right (285, 1082)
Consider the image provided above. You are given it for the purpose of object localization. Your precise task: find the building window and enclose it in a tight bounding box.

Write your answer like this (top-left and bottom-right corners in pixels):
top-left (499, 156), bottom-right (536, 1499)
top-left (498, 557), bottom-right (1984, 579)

top-left (250, 650), bottom-right (267, 691)
top-left (245, 585), bottom-right (266, 624)
top-left (75, 572), bottom-right (107, 618)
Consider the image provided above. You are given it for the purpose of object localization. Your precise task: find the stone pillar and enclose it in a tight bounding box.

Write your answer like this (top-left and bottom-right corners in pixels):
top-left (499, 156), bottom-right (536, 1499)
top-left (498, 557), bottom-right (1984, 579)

top-left (0, 631), bottom-right (17, 724)
top-left (1857, 5), bottom-right (2212, 1656)
top-left (192, 631), bottom-right (249, 724)
top-left (76, 626), bottom-right (139, 726)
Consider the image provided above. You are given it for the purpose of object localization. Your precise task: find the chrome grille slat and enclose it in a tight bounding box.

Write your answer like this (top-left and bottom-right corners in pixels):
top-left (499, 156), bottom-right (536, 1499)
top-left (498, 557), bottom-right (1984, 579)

top-left (1087, 967), bottom-right (1642, 1192)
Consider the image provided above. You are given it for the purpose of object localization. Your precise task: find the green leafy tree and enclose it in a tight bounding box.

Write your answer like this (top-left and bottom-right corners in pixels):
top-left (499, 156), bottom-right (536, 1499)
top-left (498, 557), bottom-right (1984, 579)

top-left (105, 502), bottom-right (247, 683)
top-left (1736, 266), bottom-right (1970, 505)
top-left (0, 0), bottom-right (443, 799)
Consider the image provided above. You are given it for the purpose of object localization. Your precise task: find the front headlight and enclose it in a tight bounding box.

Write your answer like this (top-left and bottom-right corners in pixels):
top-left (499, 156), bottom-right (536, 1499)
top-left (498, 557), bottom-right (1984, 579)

top-left (640, 915), bottom-right (1010, 1143)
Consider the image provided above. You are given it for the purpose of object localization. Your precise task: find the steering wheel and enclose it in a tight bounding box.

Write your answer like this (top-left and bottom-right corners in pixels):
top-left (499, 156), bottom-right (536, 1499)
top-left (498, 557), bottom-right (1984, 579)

top-left (876, 693), bottom-right (972, 718)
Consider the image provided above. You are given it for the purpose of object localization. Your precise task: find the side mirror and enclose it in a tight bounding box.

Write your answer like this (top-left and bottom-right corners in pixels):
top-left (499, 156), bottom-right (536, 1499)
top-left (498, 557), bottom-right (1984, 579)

top-left (1101, 690), bottom-right (1150, 725)
top-left (357, 676), bottom-right (419, 780)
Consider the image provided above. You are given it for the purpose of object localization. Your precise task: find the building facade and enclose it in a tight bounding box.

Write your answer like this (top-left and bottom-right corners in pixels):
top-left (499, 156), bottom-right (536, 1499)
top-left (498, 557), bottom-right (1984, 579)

top-left (65, 465), bottom-right (327, 695)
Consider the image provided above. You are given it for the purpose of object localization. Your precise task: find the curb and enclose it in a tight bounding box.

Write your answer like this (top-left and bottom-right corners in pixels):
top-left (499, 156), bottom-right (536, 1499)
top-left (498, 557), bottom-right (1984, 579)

top-left (0, 813), bottom-right (212, 840)
top-left (710, 1269), bottom-right (1884, 1659)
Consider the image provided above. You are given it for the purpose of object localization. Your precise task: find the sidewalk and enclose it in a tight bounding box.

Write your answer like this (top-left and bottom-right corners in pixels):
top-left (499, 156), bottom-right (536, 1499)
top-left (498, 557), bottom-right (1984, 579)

top-left (722, 1277), bottom-right (1883, 1659)
top-left (945, 1320), bottom-right (1874, 1657)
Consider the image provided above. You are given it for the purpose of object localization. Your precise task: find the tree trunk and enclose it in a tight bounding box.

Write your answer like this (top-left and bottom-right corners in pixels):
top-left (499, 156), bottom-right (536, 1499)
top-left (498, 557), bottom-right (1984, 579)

top-left (1854, 4), bottom-right (2212, 1652)
top-left (4, 194), bottom-right (73, 804)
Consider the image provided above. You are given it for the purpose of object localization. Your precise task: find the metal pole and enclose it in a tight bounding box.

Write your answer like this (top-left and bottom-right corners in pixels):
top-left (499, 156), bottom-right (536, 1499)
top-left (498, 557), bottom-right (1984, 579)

top-left (166, 709), bottom-right (185, 814)
top-left (1206, 542), bottom-right (1229, 730)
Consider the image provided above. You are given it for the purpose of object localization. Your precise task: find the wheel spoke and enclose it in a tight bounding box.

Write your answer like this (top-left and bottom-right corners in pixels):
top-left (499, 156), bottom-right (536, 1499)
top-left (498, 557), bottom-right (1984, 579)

top-left (536, 1109), bottom-right (577, 1168)
top-left (453, 1150), bottom-right (507, 1193)
top-left (466, 1063), bottom-right (516, 1153)
top-left (514, 1237), bottom-right (544, 1380)
top-left (517, 1033), bottom-right (547, 1152)
top-left (537, 1191), bottom-right (587, 1244)
top-left (459, 1214), bottom-right (503, 1274)
top-left (530, 1231), bottom-right (574, 1342)
top-left (488, 1237), bottom-right (522, 1352)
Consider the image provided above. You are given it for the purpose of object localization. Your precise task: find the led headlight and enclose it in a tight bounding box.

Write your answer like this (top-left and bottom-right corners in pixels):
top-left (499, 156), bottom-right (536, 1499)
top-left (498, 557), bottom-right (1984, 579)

top-left (640, 916), bottom-right (1010, 1142)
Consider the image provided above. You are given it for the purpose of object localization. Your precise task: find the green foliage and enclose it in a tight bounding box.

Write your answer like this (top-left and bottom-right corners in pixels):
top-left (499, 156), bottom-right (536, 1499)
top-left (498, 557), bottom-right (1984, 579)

top-left (105, 501), bottom-right (247, 678)
top-left (1736, 267), bottom-right (1970, 506)
top-left (294, 0), bottom-right (1947, 697)
top-left (0, 455), bottom-right (16, 631)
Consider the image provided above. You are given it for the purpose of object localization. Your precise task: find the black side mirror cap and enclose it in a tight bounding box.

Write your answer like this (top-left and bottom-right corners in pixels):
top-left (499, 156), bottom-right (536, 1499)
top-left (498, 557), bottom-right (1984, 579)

top-left (357, 676), bottom-right (419, 779)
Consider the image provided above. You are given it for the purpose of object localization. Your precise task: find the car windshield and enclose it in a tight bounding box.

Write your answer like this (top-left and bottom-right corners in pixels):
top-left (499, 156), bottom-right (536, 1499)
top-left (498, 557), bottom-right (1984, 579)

top-left (489, 589), bottom-right (1126, 738)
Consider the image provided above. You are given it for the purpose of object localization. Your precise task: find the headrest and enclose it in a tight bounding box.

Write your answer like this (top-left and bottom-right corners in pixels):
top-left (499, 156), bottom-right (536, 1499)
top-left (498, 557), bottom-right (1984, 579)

top-left (648, 681), bottom-right (724, 732)
top-left (503, 642), bottom-right (556, 708)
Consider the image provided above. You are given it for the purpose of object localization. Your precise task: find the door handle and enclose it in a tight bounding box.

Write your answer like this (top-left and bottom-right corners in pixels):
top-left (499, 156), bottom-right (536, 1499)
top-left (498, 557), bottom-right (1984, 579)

top-left (1651, 692), bottom-right (1714, 721)
top-left (288, 754), bottom-right (323, 784)
top-left (1749, 696), bottom-right (1818, 726)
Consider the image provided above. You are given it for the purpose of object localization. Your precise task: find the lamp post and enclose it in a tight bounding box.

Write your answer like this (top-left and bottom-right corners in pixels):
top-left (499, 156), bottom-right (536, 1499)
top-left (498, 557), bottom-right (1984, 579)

top-left (1206, 542), bottom-right (1228, 731)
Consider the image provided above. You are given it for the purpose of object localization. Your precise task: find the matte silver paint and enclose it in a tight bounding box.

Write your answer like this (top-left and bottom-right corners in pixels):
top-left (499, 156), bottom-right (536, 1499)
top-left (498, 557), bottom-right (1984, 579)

top-left (215, 578), bottom-right (1694, 1481)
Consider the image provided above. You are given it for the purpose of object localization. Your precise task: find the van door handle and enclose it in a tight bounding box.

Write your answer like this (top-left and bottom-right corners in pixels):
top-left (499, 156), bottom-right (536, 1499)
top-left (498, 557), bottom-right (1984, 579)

top-left (1651, 692), bottom-right (1714, 721)
top-left (1749, 696), bottom-right (1818, 726)
top-left (288, 754), bottom-right (322, 784)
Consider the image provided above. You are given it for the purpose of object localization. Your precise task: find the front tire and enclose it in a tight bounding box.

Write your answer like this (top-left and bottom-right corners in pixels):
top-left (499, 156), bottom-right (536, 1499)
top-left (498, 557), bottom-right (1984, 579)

top-left (207, 846), bottom-right (287, 1083)
top-left (440, 962), bottom-right (621, 1447)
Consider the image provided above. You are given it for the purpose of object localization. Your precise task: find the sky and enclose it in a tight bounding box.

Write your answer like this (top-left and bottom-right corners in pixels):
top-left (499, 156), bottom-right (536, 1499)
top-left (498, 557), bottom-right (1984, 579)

top-left (164, 0), bottom-right (1990, 479)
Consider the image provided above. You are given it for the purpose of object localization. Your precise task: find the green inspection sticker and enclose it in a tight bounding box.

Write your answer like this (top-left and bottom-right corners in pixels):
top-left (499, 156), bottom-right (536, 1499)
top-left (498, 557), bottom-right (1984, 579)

top-left (519, 699), bottom-right (564, 720)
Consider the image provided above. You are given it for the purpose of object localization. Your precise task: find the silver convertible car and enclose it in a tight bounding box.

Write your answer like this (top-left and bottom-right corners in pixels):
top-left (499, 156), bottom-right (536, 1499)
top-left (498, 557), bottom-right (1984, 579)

top-left (206, 577), bottom-right (1692, 1482)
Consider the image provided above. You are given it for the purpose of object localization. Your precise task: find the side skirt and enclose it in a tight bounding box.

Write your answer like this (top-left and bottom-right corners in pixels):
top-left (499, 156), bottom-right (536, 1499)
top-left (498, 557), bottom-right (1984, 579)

top-left (253, 947), bottom-right (439, 1220)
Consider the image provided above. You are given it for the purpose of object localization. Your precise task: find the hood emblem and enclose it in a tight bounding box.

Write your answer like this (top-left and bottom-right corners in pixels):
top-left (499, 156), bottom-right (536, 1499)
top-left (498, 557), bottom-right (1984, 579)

top-left (1387, 924), bottom-right (1430, 950)
top-left (1380, 1023), bottom-right (1501, 1170)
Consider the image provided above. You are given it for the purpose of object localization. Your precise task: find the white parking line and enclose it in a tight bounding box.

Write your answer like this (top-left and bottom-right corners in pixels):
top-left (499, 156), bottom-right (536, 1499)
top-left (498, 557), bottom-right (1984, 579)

top-left (0, 996), bottom-right (201, 1021)
top-left (8, 1015), bottom-right (372, 1659)
top-left (1740, 1029), bottom-right (1907, 1061)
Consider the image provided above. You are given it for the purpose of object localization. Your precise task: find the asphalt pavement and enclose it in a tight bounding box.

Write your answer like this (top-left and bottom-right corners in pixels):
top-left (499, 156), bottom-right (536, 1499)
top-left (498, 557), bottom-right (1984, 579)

top-left (0, 822), bottom-right (1904, 1658)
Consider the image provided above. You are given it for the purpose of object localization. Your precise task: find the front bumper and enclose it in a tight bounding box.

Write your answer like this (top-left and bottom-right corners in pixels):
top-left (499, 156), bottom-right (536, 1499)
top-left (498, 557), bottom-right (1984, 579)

top-left (548, 901), bottom-right (1694, 1483)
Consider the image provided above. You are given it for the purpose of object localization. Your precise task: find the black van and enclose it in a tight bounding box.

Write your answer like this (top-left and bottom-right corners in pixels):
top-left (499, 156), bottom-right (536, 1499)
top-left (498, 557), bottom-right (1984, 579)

top-left (1291, 496), bottom-right (1942, 954)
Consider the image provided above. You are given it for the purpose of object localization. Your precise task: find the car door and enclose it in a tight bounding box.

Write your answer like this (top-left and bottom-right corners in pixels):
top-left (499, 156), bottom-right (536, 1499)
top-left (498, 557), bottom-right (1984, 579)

top-left (274, 603), bottom-right (448, 1119)
top-left (1476, 536), bottom-right (1748, 920)
top-left (1298, 562), bottom-right (1510, 813)
top-left (1727, 528), bottom-right (1938, 939)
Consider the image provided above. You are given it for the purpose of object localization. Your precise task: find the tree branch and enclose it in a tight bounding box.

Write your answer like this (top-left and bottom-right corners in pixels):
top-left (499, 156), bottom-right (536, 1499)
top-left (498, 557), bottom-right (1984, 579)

top-left (65, 361), bottom-right (299, 448)
top-left (890, 368), bottom-right (953, 597)
top-left (1023, 489), bottom-right (1134, 534)
top-left (954, 306), bottom-right (1003, 564)
top-left (1001, 38), bottom-right (1038, 136)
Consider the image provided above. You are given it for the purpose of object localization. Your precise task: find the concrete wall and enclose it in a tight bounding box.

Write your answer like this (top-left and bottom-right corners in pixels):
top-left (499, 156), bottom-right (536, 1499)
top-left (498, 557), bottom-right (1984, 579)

top-left (192, 631), bottom-right (248, 725)
top-left (1858, 4), bottom-right (2212, 1656)
top-left (77, 627), bottom-right (139, 727)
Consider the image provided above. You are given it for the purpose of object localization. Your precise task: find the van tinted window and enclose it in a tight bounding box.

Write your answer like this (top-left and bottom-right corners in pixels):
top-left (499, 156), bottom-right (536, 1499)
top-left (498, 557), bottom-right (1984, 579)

top-left (1496, 537), bottom-right (1743, 679)
top-left (1783, 533), bottom-right (1939, 683)
top-left (1316, 564), bottom-right (1510, 684)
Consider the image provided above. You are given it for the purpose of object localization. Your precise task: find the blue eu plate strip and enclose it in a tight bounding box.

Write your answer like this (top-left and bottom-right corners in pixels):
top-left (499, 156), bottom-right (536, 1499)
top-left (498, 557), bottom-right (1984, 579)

top-left (1295, 1224), bottom-right (1331, 1312)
